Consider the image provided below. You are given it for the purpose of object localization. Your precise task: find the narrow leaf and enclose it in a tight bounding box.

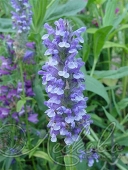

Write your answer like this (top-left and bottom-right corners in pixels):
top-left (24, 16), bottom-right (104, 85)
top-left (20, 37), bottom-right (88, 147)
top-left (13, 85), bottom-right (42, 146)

top-left (103, 0), bottom-right (117, 26)
top-left (94, 66), bottom-right (128, 79)
top-left (33, 151), bottom-right (53, 163)
top-left (0, 18), bottom-right (14, 32)
top-left (103, 41), bottom-right (128, 52)
top-left (45, 0), bottom-right (87, 21)
top-left (103, 107), bottom-right (124, 132)
top-left (85, 75), bottom-right (110, 104)
top-left (94, 26), bottom-right (112, 61)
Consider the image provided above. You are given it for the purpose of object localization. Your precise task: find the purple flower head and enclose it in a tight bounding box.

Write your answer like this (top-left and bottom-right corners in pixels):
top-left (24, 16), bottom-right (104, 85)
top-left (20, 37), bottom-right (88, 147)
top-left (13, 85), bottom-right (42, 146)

top-left (23, 50), bottom-right (35, 64)
top-left (92, 18), bottom-right (99, 27)
top-left (28, 113), bottom-right (38, 124)
top-left (17, 77), bottom-right (35, 97)
top-left (0, 56), bottom-right (16, 76)
top-left (26, 42), bottom-right (35, 49)
top-left (0, 73), bottom-right (36, 123)
top-left (115, 8), bottom-right (119, 14)
top-left (22, 42), bottom-right (36, 64)
top-left (5, 35), bottom-right (15, 59)
top-left (10, 0), bottom-right (32, 34)
top-left (0, 34), bottom-right (4, 40)
top-left (79, 149), bottom-right (99, 167)
top-left (0, 107), bottom-right (10, 118)
top-left (38, 19), bottom-right (92, 145)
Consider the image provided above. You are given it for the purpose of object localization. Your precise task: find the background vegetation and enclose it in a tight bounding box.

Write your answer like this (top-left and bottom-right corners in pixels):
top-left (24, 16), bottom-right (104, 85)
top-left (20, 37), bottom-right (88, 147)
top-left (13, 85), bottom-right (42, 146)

top-left (0, 0), bottom-right (128, 169)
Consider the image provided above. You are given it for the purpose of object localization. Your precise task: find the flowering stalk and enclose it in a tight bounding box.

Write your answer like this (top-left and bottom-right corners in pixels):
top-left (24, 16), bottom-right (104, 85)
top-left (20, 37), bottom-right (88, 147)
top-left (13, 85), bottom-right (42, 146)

top-left (10, 0), bottom-right (35, 63)
top-left (38, 18), bottom-right (92, 145)
top-left (10, 0), bottom-right (32, 34)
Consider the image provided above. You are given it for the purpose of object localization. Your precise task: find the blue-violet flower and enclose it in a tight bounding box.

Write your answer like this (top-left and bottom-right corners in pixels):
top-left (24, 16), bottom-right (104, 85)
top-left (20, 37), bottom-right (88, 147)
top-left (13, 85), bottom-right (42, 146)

top-left (38, 19), bottom-right (92, 145)
top-left (10, 0), bottom-right (32, 34)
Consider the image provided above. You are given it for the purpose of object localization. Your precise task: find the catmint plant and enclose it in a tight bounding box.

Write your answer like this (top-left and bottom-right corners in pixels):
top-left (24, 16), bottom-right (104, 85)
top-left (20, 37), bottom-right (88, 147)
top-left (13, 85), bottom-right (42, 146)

top-left (38, 19), bottom-right (92, 145)
top-left (10, 0), bottom-right (35, 62)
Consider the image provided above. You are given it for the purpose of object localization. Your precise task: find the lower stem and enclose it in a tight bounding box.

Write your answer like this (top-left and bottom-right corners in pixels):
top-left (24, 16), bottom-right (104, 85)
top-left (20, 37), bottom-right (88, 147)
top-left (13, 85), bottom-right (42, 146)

top-left (90, 60), bottom-right (97, 77)
top-left (122, 51), bottom-right (128, 117)
top-left (16, 158), bottom-right (23, 170)
top-left (19, 61), bottom-right (36, 170)
top-left (19, 61), bottom-right (30, 145)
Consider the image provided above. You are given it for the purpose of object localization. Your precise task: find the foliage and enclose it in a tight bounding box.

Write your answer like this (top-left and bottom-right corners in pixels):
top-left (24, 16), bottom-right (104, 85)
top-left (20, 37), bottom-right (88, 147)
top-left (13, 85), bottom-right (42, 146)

top-left (0, 0), bottom-right (128, 170)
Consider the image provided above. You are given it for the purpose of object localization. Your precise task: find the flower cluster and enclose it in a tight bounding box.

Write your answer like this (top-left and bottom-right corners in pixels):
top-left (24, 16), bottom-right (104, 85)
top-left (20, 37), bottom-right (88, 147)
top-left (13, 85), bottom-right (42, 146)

top-left (0, 34), bottom-right (4, 40)
top-left (38, 19), bottom-right (92, 145)
top-left (0, 56), bottom-right (16, 76)
top-left (79, 149), bottom-right (99, 167)
top-left (0, 82), bottom-right (38, 123)
top-left (23, 42), bottom-right (36, 64)
top-left (10, 0), bottom-right (32, 34)
top-left (0, 56), bottom-right (38, 123)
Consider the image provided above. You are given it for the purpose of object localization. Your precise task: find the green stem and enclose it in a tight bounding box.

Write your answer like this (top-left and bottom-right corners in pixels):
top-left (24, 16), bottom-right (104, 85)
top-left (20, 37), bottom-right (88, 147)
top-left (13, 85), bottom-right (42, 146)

top-left (70, 145), bottom-right (73, 169)
top-left (122, 53), bottom-right (128, 101)
top-left (94, 4), bottom-right (101, 28)
top-left (107, 48), bottom-right (111, 70)
top-left (90, 128), bottom-right (99, 141)
top-left (121, 9), bottom-right (127, 115)
top-left (2, 161), bottom-right (5, 170)
top-left (90, 60), bottom-right (97, 76)
top-left (16, 158), bottom-right (23, 170)
top-left (19, 62), bottom-right (29, 135)
top-left (101, 162), bottom-right (107, 170)
top-left (19, 61), bottom-right (37, 170)
top-left (32, 157), bottom-right (37, 170)
top-left (19, 61), bottom-right (25, 97)
top-left (19, 61), bottom-right (30, 138)
top-left (120, 114), bottom-right (128, 125)
top-left (111, 89), bottom-right (121, 116)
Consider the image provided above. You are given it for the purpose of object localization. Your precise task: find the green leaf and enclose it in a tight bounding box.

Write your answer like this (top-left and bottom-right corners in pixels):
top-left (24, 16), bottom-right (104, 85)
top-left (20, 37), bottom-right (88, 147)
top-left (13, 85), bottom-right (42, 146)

top-left (90, 113), bottom-right (106, 128)
top-left (76, 161), bottom-right (87, 170)
top-left (118, 24), bottom-right (128, 31)
top-left (64, 155), bottom-right (77, 170)
top-left (0, 156), bottom-right (6, 162)
top-left (33, 151), bottom-right (53, 163)
top-left (117, 98), bottom-right (128, 110)
top-left (94, 66), bottom-right (128, 79)
top-left (117, 160), bottom-right (128, 170)
top-left (5, 157), bottom-right (13, 170)
top-left (115, 133), bottom-right (128, 146)
top-left (0, 0), bottom-right (11, 17)
top-left (0, 18), bottom-right (14, 32)
top-left (30, 0), bottom-right (47, 33)
top-left (44, 0), bottom-right (59, 21)
top-left (33, 84), bottom-right (46, 111)
top-left (85, 75), bottom-right (110, 104)
top-left (45, 0), bottom-right (87, 21)
top-left (69, 16), bottom-right (85, 28)
top-left (103, 41), bottom-right (128, 51)
top-left (103, 0), bottom-right (117, 26)
top-left (87, 28), bottom-right (98, 34)
top-left (113, 10), bottom-right (127, 29)
top-left (94, 26), bottom-right (112, 61)
top-left (16, 100), bottom-right (26, 112)
top-left (95, 0), bottom-right (107, 4)
top-left (102, 107), bottom-right (124, 132)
